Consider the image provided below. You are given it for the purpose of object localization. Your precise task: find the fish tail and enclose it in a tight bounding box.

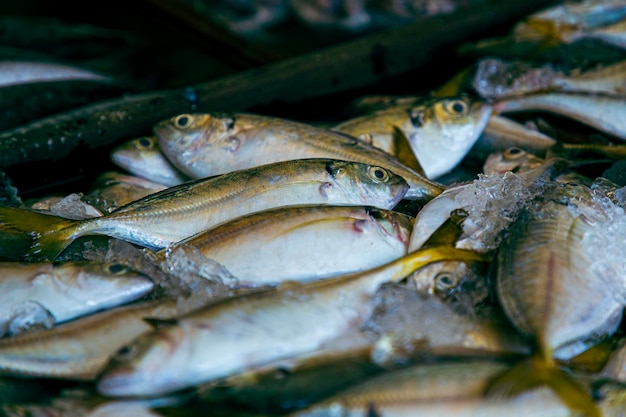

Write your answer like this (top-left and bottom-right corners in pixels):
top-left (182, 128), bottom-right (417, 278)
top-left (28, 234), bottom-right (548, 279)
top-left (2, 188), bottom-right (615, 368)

top-left (485, 355), bottom-right (600, 417)
top-left (0, 206), bottom-right (82, 261)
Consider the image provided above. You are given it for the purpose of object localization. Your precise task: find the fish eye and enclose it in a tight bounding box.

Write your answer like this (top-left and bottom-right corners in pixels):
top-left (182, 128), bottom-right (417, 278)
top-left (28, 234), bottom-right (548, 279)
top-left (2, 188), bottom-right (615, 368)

top-left (107, 264), bottom-right (129, 275)
top-left (368, 166), bottom-right (390, 183)
top-left (137, 137), bottom-right (153, 149)
top-left (114, 343), bottom-right (138, 362)
top-left (504, 147), bottom-right (524, 159)
top-left (435, 272), bottom-right (458, 291)
top-left (174, 114), bottom-right (191, 128)
top-left (409, 108), bottom-right (425, 127)
top-left (447, 100), bottom-right (467, 115)
top-left (224, 117), bottom-right (235, 130)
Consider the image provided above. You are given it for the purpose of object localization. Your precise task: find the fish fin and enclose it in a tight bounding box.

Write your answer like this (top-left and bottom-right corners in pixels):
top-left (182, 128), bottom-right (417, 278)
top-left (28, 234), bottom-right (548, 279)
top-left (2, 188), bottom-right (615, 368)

top-left (392, 126), bottom-right (425, 176)
top-left (558, 338), bottom-right (618, 374)
top-left (485, 356), bottom-right (600, 417)
top-left (432, 65), bottom-right (474, 97)
top-left (421, 208), bottom-right (468, 248)
top-left (0, 206), bottom-right (80, 261)
top-left (143, 317), bottom-right (178, 329)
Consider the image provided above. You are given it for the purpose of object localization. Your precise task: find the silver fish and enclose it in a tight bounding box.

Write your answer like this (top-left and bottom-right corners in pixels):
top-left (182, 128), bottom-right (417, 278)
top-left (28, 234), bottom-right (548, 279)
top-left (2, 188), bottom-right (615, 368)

top-left (333, 96), bottom-right (493, 179)
top-left (0, 159), bottom-right (408, 261)
top-left (110, 136), bottom-right (189, 187)
top-left (96, 246), bottom-right (485, 397)
top-left (153, 112), bottom-right (443, 201)
top-left (0, 300), bottom-right (177, 380)
top-left (158, 205), bottom-right (413, 288)
top-left (0, 261), bottom-right (153, 337)
top-left (494, 92), bottom-right (626, 141)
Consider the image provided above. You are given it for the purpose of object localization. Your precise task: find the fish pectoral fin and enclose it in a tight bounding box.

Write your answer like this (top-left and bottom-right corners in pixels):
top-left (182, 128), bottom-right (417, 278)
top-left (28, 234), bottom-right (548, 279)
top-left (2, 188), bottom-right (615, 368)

top-left (485, 357), bottom-right (600, 417)
top-left (421, 210), bottom-right (468, 248)
top-left (392, 126), bottom-right (426, 177)
top-left (143, 317), bottom-right (178, 329)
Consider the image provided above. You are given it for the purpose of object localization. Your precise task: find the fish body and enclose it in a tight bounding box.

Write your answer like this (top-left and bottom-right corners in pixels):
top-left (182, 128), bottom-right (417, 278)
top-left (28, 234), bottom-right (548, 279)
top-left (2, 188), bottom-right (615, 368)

top-left (153, 113), bottom-right (443, 200)
top-left (294, 387), bottom-right (591, 417)
top-left (0, 261), bottom-right (153, 337)
top-left (1, 159), bottom-right (408, 261)
top-left (290, 360), bottom-right (514, 417)
top-left (333, 96), bottom-right (493, 179)
top-left (553, 59), bottom-right (626, 96)
top-left (408, 185), bottom-right (465, 252)
top-left (110, 137), bottom-right (189, 187)
top-left (496, 194), bottom-right (625, 359)
top-left (333, 104), bottom-right (416, 154)
top-left (513, 0), bottom-right (626, 42)
top-left (96, 246), bottom-right (485, 397)
top-left (0, 61), bottom-right (112, 87)
top-left (470, 115), bottom-right (556, 162)
top-left (0, 300), bottom-right (177, 380)
top-left (160, 205), bottom-right (413, 288)
top-left (494, 92), bottom-right (626, 141)
top-left (473, 58), bottom-right (626, 99)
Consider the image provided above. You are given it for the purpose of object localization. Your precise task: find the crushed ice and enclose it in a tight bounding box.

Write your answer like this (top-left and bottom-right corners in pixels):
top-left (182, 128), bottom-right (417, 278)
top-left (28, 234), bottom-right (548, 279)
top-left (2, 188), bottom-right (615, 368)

top-left (454, 170), bottom-right (546, 252)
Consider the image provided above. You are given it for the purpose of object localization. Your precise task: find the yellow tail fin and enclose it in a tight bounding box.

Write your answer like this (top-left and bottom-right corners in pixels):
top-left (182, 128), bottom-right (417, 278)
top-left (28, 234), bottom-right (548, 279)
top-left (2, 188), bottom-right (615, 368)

top-left (485, 356), bottom-right (600, 417)
top-left (0, 206), bottom-right (80, 261)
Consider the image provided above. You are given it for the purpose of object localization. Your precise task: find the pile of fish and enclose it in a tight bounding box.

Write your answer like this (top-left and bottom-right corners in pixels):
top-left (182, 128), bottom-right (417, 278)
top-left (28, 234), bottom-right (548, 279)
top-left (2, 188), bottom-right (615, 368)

top-left (2, 1), bottom-right (626, 416)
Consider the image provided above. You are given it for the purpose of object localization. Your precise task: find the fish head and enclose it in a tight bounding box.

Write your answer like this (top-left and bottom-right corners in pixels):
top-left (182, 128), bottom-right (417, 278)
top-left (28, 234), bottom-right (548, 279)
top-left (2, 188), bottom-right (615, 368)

top-left (98, 324), bottom-right (187, 397)
top-left (365, 207), bottom-right (413, 248)
top-left (325, 161), bottom-right (409, 209)
top-left (406, 95), bottom-right (493, 179)
top-left (52, 262), bottom-right (154, 305)
top-left (110, 136), bottom-right (159, 171)
top-left (410, 259), bottom-right (488, 309)
top-left (153, 113), bottom-right (235, 176)
top-left (483, 147), bottom-right (544, 175)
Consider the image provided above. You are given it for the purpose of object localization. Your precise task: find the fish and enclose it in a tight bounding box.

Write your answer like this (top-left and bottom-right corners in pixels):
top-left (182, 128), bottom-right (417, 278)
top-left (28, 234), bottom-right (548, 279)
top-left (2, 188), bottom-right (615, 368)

top-left (96, 245), bottom-right (486, 397)
top-left (156, 205), bottom-right (413, 288)
top-left (0, 61), bottom-right (112, 87)
top-left (289, 360), bottom-right (515, 417)
top-left (409, 259), bottom-right (488, 307)
top-left (292, 384), bottom-right (622, 417)
top-left (110, 136), bottom-right (190, 187)
top-left (0, 159), bottom-right (408, 261)
top-left (483, 147), bottom-right (545, 175)
top-left (333, 96), bottom-right (493, 179)
top-left (489, 182), bottom-right (626, 417)
top-left (469, 115), bottom-right (556, 163)
top-left (600, 338), bottom-right (626, 383)
top-left (583, 18), bottom-right (626, 49)
top-left (494, 92), bottom-right (626, 141)
top-left (153, 112), bottom-right (443, 201)
top-left (0, 299), bottom-right (178, 380)
top-left (82, 171), bottom-right (168, 214)
top-left (552, 59), bottom-right (626, 96)
top-left (472, 58), bottom-right (626, 100)
top-left (0, 261), bottom-right (154, 337)
top-left (512, 0), bottom-right (626, 43)
top-left (496, 188), bottom-right (625, 360)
